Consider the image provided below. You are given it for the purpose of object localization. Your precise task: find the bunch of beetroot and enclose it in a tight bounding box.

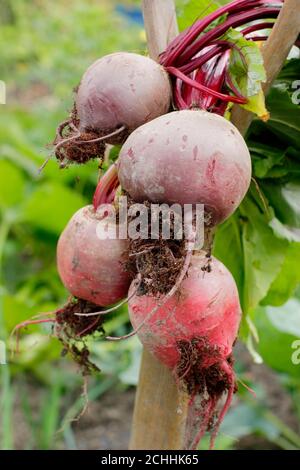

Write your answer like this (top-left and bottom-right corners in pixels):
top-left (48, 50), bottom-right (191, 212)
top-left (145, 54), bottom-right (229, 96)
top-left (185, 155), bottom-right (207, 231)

top-left (117, 109), bottom-right (249, 450)
top-left (17, 0), bottom-right (288, 448)
top-left (51, 0), bottom-right (283, 168)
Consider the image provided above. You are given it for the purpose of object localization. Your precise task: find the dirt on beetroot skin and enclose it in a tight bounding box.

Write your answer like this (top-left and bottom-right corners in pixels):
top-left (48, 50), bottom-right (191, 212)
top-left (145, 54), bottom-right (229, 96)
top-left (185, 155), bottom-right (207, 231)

top-left (124, 194), bottom-right (215, 296)
top-left (53, 102), bottom-right (128, 166)
top-left (124, 197), bottom-right (188, 295)
top-left (127, 236), bottom-right (186, 296)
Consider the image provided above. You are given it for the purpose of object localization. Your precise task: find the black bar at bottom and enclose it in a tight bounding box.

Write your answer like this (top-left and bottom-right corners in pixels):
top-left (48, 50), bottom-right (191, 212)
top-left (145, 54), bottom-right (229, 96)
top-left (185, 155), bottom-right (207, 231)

top-left (0, 449), bottom-right (297, 466)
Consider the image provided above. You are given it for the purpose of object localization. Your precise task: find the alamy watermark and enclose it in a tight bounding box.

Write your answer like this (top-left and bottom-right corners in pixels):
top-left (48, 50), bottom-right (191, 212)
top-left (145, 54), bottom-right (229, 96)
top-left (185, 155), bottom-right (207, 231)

top-left (0, 80), bottom-right (6, 104)
top-left (95, 197), bottom-right (205, 249)
top-left (291, 80), bottom-right (300, 105)
top-left (0, 340), bottom-right (6, 365)
top-left (291, 339), bottom-right (300, 365)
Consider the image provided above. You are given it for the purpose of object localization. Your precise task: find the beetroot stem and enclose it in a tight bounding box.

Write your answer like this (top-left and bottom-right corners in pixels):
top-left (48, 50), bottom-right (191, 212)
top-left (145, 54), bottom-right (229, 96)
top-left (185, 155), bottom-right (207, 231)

top-left (176, 7), bottom-right (280, 66)
top-left (180, 39), bottom-right (248, 76)
top-left (93, 163), bottom-right (119, 210)
top-left (180, 45), bottom-right (224, 75)
top-left (166, 66), bottom-right (247, 104)
top-left (201, 52), bottom-right (230, 111)
top-left (161, 0), bottom-right (257, 66)
top-left (161, 0), bottom-right (281, 66)
top-left (183, 52), bottom-right (227, 111)
top-left (241, 20), bottom-right (275, 36)
top-left (174, 80), bottom-right (189, 110)
top-left (246, 35), bottom-right (268, 41)
top-left (225, 70), bottom-right (247, 101)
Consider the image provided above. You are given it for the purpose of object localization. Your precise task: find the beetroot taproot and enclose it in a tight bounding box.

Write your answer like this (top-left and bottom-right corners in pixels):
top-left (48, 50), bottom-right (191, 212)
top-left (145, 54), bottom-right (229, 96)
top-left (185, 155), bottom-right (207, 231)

top-left (118, 110), bottom-right (251, 226)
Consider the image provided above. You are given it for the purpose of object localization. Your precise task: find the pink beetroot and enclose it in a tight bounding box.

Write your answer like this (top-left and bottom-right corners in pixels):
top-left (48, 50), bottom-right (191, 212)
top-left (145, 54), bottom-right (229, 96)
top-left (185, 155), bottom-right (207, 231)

top-left (118, 110), bottom-right (251, 226)
top-left (54, 52), bottom-right (171, 165)
top-left (128, 252), bottom-right (241, 449)
top-left (57, 205), bottom-right (130, 307)
top-left (76, 52), bottom-right (171, 142)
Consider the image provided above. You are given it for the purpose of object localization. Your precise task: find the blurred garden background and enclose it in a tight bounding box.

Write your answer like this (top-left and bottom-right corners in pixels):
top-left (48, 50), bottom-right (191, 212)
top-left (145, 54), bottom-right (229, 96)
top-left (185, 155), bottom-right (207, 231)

top-left (0, 0), bottom-right (300, 450)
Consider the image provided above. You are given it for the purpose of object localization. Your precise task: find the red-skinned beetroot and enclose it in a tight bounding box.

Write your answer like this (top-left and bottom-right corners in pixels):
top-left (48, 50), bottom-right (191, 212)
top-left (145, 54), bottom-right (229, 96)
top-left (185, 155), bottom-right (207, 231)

top-left (129, 252), bottom-right (241, 368)
top-left (128, 252), bottom-right (241, 448)
top-left (118, 110), bottom-right (251, 226)
top-left (57, 205), bottom-right (130, 306)
top-left (76, 52), bottom-right (171, 143)
top-left (14, 170), bottom-right (130, 372)
top-left (53, 53), bottom-right (172, 166)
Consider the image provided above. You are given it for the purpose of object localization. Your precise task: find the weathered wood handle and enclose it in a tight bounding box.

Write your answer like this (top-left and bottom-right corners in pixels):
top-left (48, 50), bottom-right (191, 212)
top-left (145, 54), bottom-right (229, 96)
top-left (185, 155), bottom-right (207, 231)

top-left (142, 0), bottom-right (178, 61)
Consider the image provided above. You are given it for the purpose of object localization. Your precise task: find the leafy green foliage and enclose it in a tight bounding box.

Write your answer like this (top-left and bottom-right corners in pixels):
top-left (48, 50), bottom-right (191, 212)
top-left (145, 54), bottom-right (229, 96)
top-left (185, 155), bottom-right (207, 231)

top-left (176, 0), bottom-right (229, 30)
top-left (0, 161), bottom-right (25, 208)
top-left (240, 197), bottom-right (288, 314)
top-left (262, 244), bottom-right (300, 306)
top-left (214, 213), bottom-right (244, 296)
top-left (214, 57), bottom-right (300, 361)
top-left (263, 87), bottom-right (300, 149)
top-left (23, 183), bottom-right (87, 235)
top-left (253, 301), bottom-right (300, 377)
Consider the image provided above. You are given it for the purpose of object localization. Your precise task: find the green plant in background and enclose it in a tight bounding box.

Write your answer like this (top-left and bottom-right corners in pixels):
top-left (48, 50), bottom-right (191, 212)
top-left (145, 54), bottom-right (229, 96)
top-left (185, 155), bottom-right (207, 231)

top-left (0, 0), bottom-right (144, 450)
top-left (0, 0), bottom-right (300, 450)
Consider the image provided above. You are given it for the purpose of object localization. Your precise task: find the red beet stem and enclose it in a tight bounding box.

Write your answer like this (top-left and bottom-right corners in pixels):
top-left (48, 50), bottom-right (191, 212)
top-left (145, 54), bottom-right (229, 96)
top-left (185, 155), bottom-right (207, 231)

top-left (225, 70), bottom-right (247, 101)
top-left (202, 52), bottom-right (230, 110)
top-left (245, 35), bottom-right (269, 41)
top-left (175, 7), bottom-right (280, 66)
top-left (93, 164), bottom-right (119, 210)
top-left (180, 45), bottom-right (224, 75)
top-left (241, 20), bottom-right (275, 36)
top-left (160, 1), bottom-right (281, 66)
top-left (161, 0), bottom-right (255, 66)
top-left (166, 66), bottom-right (247, 104)
top-left (160, 0), bottom-right (283, 114)
top-left (209, 39), bottom-right (247, 69)
top-left (174, 79), bottom-right (189, 110)
top-left (182, 52), bottom-right (229, 112)
top-left (212, 100), bottom-right (229, 116)
top-left (227, 0), bottom-right (282, 16)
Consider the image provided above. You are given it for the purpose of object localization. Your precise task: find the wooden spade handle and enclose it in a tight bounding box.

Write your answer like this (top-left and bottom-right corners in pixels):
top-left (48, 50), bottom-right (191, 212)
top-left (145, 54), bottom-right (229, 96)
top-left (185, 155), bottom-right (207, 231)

top-left (141, 0), bottom-right (178, 61)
